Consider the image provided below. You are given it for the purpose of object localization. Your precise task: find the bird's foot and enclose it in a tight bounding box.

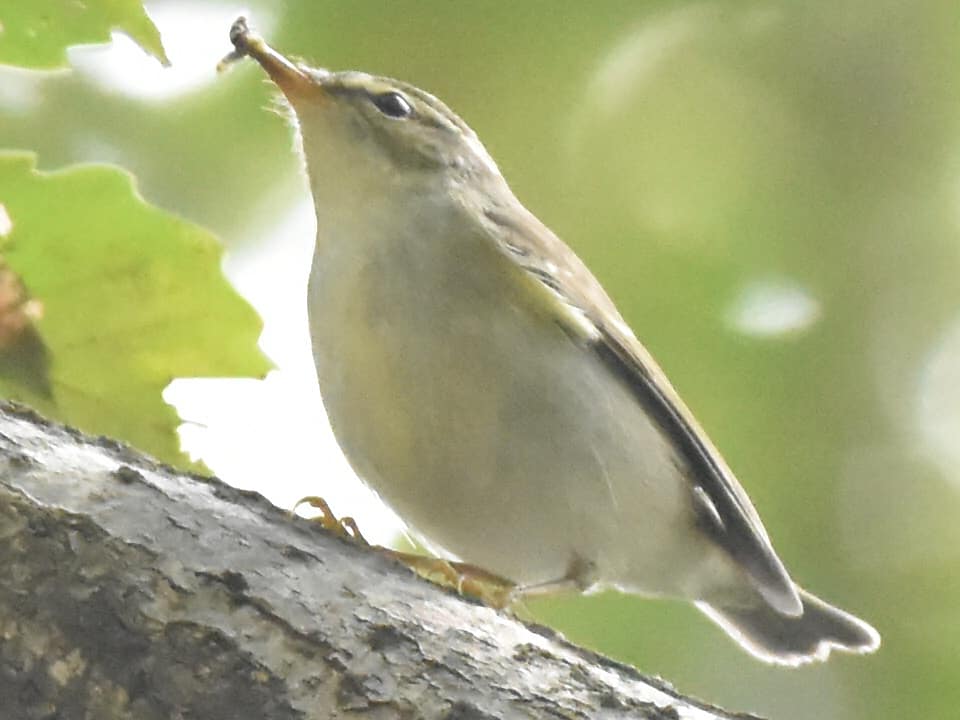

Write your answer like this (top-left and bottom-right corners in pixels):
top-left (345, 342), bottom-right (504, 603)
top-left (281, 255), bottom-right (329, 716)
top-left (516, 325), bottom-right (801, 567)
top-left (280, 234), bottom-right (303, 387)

top-left (396, 554), bottom-right (517, 609)
top-left (293, 495), bottom-right (369, 544)
top-left (292, 496), bottom-right (516, 607)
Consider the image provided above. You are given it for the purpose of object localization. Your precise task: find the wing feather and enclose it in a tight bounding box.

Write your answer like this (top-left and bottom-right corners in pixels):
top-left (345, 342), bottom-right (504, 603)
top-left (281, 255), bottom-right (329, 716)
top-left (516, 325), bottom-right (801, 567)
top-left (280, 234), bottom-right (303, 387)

top-left (479, 198), bottom-right (801, 614)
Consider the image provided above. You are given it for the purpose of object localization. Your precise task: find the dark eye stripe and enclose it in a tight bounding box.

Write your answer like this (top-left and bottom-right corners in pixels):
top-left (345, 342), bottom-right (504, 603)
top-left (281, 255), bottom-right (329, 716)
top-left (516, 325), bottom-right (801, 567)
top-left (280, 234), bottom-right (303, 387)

top-left (372, 92), bottom-right (412, 118)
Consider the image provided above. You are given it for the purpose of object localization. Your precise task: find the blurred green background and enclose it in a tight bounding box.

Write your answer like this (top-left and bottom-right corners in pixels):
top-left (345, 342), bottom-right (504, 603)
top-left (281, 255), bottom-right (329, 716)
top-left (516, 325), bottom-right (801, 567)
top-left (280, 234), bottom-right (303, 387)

top-left (3, 1), bottom-right (960, 718)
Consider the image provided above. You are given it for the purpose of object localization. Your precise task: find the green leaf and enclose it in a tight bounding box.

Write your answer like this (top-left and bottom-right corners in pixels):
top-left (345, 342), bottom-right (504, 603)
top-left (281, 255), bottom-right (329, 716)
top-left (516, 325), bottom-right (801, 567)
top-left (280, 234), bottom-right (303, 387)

top-left (0, 152), bottom-right (270, 466)
top-left (0, 0), bottom-right (169, 69)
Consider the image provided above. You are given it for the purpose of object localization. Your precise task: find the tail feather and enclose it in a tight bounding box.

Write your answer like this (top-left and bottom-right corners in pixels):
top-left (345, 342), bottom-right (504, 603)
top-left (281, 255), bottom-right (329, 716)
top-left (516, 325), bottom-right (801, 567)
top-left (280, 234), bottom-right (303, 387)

top-left (697, 587), bottom-right (880, 666)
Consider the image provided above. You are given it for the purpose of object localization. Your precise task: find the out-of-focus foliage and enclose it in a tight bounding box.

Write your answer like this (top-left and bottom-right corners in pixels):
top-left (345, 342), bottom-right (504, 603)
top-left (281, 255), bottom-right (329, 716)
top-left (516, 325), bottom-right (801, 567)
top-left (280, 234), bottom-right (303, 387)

top-left (0, 0), bottom-right (169, 68)
top-left (2, 1), bottom-right (959, 719)
top-left (0, 0), bottom-right (268, 468)
top-left (0, 153), bottom-right (269, 465)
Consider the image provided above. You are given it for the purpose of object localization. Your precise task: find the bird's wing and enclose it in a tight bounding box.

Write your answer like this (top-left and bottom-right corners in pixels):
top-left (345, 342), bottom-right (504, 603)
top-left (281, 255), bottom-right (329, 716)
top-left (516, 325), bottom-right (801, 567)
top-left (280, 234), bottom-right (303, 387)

top-left (479, 200), bottom-right (801, 615)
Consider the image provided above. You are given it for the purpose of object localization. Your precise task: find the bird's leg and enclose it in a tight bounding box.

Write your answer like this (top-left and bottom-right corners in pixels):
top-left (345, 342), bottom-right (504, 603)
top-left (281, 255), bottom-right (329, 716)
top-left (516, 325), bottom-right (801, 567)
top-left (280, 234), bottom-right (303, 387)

top-left (509, 577), bottom-right (583, 601)
top-left (504, 554), bottom-right (596, 607)
top-left (292, 496), bottom-right (516, 607)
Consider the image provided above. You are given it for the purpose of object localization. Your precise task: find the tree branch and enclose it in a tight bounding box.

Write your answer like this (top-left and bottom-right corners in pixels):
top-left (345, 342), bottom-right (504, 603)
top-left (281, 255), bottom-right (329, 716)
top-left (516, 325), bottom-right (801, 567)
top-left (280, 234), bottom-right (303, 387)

top-left (0, 402), bottom-right (758, 719)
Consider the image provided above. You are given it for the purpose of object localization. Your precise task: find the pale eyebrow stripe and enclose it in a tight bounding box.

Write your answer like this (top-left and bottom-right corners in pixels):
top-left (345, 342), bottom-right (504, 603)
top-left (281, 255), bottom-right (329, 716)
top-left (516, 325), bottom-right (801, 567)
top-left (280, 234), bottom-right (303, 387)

top-left (323, 72), bottom-right (465, 134)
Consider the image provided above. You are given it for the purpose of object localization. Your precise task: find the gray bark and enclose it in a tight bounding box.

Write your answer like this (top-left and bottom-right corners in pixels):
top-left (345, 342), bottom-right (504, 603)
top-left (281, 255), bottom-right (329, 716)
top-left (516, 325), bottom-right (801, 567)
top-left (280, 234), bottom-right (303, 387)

top-left (0, 402), bottom-right (759, 720)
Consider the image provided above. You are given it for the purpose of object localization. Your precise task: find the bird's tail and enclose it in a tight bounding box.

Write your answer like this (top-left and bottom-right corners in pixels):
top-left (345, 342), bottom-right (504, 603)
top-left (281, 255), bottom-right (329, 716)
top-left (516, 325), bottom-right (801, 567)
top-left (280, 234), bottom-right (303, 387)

top-left (696, 587), bottom-right (880, 666)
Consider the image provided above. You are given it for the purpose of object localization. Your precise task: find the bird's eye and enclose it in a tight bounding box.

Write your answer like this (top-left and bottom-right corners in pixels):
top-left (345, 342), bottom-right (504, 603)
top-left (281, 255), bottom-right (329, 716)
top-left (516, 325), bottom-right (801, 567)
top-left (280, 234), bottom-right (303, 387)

top-left (372, 92), bottom-right (412, 119)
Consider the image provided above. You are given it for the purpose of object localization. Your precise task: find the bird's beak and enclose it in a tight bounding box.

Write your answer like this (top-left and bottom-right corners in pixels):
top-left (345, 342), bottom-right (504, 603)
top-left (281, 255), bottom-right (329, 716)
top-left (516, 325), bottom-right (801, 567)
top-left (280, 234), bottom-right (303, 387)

top-left (220, 17), bottom-right (325, 103)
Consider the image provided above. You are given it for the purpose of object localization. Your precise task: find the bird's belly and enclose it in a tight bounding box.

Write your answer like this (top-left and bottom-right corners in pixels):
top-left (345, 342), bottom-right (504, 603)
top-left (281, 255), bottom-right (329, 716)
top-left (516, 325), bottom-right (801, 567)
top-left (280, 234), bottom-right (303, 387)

top-left (307, 238), bottom-right (702, 592)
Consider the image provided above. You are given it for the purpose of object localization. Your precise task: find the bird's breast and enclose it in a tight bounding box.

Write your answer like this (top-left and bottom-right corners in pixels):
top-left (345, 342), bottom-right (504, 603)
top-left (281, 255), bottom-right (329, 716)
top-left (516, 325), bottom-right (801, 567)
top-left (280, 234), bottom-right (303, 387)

top-left (307, 207), bottom-right (532, 497)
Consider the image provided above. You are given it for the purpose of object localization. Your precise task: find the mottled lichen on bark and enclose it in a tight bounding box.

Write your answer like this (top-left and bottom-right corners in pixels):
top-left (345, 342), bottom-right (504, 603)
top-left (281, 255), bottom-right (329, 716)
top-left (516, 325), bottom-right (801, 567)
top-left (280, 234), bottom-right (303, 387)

top-left (0, 495), bottom-right (301, 720)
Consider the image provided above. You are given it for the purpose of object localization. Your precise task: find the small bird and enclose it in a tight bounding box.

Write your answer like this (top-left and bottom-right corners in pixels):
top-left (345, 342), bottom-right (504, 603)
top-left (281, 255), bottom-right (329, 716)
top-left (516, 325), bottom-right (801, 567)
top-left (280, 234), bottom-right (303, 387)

top-left (223, 18), bottom-right (879, 665)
